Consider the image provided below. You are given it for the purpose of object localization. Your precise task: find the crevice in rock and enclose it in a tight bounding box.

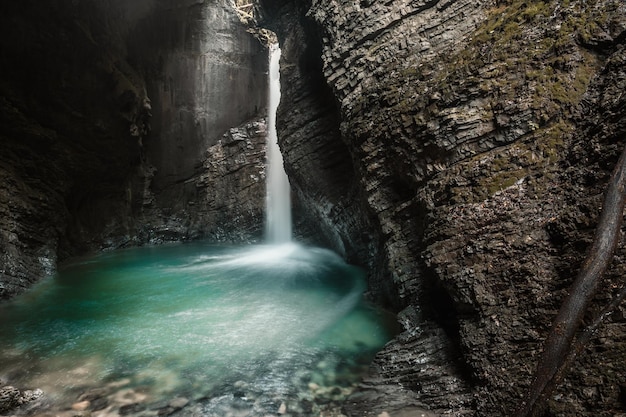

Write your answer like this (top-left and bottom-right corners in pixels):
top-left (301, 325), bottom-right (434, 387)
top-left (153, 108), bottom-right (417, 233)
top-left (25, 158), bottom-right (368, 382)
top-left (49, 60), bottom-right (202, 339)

top-left (338, 0), bottom-right (442, 59)
top-left (420, 268), bottom-right (476, 385)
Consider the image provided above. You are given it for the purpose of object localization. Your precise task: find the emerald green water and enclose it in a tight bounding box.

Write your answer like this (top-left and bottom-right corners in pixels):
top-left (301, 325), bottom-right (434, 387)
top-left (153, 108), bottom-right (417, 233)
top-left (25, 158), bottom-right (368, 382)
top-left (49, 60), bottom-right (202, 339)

top-left (0, 242), bottom-right (396, 416)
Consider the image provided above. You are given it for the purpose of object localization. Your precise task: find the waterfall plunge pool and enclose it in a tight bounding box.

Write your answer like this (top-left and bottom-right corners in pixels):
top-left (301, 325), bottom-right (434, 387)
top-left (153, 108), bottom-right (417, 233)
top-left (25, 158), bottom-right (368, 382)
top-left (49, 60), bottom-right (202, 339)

top-left (0, 241), bottom-right (398, 416)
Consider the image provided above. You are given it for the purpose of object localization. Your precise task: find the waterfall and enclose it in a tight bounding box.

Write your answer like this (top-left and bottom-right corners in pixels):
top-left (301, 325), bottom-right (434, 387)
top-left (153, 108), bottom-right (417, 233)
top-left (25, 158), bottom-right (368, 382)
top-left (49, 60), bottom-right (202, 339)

top-left (265, 45), bottom-right (292, 243)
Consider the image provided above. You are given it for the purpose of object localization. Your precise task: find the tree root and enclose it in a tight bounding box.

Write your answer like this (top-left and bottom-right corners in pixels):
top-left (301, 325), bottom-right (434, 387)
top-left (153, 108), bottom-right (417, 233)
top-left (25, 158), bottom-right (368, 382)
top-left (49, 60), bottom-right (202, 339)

top-left (515, 144), bottom-right (626, 417)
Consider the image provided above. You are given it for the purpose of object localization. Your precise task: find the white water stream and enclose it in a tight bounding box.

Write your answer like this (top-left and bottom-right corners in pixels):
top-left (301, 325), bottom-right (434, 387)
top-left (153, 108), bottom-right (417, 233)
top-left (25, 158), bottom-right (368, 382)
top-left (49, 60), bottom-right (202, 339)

top-left (265, 45), bottom-right (292, 243)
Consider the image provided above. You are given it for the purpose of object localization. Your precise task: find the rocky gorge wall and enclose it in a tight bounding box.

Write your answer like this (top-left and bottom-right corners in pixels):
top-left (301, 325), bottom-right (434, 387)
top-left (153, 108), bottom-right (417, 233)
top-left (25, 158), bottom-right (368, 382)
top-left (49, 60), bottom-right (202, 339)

top-left (2, 0), bottom-right (625, 415)
top-left (124, 0), bottom-right (269, 244)
top-left (0, 0), bottom-right (268, 300)
top-left (259, 0), bottom-right (626, 415)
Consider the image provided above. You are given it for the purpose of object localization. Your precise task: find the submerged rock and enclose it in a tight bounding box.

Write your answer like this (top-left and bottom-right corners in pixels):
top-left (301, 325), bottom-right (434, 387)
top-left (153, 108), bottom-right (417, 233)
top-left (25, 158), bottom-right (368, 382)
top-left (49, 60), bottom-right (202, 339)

top-left (0, 385), bottom-right (21, 413)
top-left (0, 384), bottom-right (43, 414)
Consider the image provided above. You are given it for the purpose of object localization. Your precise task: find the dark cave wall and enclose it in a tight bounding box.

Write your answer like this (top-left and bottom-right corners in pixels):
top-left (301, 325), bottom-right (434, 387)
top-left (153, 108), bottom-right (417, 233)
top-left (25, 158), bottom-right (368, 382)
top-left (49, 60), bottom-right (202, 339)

top-left (0, 0), bottom-right (269, 300)
top-left (0, 0), bottom-right (146, 299)
top-left (261, 0), bottom-right (626, 415)
top-left (127, 1), bottom-right (267, 193)
top-left (124, 0), bottom-right (269, 243)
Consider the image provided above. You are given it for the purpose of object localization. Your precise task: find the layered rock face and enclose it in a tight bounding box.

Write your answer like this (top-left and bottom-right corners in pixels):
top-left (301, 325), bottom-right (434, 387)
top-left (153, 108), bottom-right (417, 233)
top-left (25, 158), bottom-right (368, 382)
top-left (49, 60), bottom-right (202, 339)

top-left (0, 0), bottom-right (268, 299)
top-left (127, 0), bottom-right (269, 243)
top-left (261, 0), bottom-right (626, 415)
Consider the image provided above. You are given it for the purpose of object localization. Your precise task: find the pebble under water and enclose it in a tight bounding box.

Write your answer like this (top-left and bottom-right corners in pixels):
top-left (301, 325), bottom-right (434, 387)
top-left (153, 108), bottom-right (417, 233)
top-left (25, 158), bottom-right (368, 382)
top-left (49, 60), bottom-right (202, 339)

top-left (0, 241), bottom-right (397, 416)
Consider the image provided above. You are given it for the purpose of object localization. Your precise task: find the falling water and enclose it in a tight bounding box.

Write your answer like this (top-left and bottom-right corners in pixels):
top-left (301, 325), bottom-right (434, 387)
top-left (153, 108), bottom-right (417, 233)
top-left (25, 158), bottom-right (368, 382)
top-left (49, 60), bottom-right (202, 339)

top-left (265, 45), bottom-right (292, 243)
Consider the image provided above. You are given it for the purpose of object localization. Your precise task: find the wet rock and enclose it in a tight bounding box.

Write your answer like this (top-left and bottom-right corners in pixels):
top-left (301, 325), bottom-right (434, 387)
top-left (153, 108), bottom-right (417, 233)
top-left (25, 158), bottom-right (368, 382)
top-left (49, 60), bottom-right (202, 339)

top-left (0, 384), bottom-right (43, 414)
top-left (119, 402), bottom-right (147, 415)
top-left (78, 387), bottom-right (110, 403)
top-left (72, 401), bottom-right (91, 411)
top-left (0, 385), bottom-right (21, 413)
top-left (88, 396), bottom-right (109, 412)
top-left (167, 397), bottom-right (189, 410)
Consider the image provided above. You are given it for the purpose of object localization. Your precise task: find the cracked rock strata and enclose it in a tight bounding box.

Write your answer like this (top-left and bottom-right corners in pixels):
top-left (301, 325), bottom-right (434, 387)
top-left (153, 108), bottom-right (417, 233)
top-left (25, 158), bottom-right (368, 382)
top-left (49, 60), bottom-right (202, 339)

top-left (262, 0), bottom-right (626, 415)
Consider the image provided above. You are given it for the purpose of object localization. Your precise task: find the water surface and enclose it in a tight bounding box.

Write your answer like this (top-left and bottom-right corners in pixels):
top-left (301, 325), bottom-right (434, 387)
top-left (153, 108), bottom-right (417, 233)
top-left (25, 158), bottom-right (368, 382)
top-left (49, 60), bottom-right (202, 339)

top-left (0, 241), bottom-right (396, 416)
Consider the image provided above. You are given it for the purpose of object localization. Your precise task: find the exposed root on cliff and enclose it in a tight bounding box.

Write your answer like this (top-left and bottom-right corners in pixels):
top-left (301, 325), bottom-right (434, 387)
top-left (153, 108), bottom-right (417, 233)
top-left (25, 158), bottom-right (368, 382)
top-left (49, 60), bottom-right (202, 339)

top-left (231, 0), bottom-right (276, 46)
top-left (516, 143), bottom-right (626, 417)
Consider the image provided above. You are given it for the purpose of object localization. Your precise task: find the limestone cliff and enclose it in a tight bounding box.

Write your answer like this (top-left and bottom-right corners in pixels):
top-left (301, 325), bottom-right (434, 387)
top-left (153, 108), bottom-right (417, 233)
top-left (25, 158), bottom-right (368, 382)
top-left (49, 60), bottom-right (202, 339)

top-left (259, 0), bottom-right (626, 415)
top-left (0, 0), bottom-right (268, 299)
